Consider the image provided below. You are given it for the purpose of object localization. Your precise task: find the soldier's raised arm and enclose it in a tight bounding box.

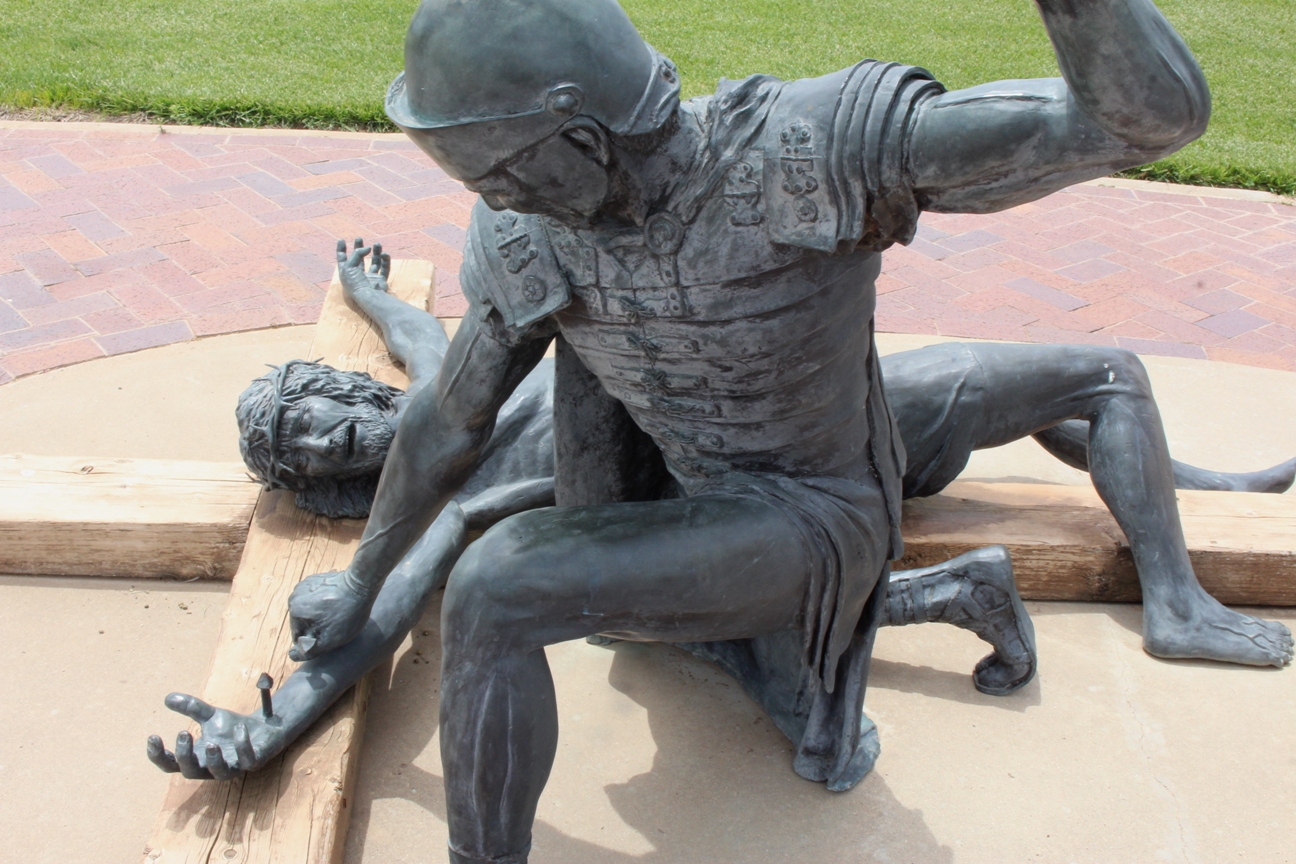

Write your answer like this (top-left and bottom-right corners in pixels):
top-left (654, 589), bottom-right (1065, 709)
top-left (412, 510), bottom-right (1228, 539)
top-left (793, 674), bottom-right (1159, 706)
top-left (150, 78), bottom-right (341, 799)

top-left (907, 0), bottom-right (1209, 213)
top-left (286, 312), bottom-right (551, 659)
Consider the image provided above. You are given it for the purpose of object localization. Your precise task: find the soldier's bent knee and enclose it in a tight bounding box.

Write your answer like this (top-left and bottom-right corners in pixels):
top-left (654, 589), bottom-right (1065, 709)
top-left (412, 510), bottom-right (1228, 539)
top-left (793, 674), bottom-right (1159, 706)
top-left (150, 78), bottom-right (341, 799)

top-left (441, 537), bottom-right (531, 647)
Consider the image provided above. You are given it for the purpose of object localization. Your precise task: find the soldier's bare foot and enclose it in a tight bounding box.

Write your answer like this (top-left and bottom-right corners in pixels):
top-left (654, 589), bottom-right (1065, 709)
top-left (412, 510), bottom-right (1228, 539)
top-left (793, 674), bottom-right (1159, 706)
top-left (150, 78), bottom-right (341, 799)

top-left (1143, 592), bottom-right (1293, 667)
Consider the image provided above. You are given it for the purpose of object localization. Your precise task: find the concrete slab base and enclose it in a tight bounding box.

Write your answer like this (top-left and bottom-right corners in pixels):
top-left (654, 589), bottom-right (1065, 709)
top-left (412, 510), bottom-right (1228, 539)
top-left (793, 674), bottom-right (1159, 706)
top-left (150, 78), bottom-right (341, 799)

top-left (347, 597), bottom-right (1296, 864)
top-left (0, 326), bottom-right (314, 463)
top-left (0, 576), bottom-right (229, 863)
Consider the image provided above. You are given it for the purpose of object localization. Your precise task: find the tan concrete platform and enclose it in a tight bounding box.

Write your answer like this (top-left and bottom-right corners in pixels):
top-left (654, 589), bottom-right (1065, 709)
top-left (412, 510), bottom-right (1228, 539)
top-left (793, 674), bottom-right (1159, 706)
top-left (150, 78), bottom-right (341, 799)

top-left (1, 330), bottom-right (1294, 862)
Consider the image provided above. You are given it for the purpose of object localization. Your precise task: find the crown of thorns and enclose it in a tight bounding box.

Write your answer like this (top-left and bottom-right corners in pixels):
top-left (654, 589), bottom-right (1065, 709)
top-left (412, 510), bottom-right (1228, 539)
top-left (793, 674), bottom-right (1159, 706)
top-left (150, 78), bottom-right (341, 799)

top-left (241, 359), bottom-right (316, 490)
top-left (237, 359), bottom-right (406, 493)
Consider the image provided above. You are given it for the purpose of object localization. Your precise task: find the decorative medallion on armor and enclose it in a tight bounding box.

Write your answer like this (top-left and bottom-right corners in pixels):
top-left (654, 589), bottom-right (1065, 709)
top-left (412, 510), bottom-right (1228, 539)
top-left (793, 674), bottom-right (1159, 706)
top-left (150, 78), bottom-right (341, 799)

top-left (643, 211), bottom-right (686, 304)
top-left (521, 275), bottom-right (547, 302)
top-left (722, 160), bottom-right (763, 226)
top-left (494, 213), bottom-right (539, 273)
top-left (644, 212), bottom-right (684, 257)
top-left (778, 122), bottom-right (820, 224)
top-left (462, 200), bottom-right (571, 338)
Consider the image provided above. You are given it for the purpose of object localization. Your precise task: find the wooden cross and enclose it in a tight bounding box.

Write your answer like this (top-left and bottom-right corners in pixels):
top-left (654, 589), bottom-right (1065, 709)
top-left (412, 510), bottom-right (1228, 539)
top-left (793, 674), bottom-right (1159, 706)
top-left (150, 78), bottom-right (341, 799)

top-left (146, 259), bottom-right (432, 864)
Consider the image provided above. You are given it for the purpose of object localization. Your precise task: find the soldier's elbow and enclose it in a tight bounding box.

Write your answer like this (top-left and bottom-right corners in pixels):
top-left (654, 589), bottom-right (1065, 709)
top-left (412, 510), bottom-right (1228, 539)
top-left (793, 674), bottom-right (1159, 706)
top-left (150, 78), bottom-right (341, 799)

top-left (1114, 63), bottom-right (1211, 155)
top-left (1158, 65), bottom-right (1210, 149)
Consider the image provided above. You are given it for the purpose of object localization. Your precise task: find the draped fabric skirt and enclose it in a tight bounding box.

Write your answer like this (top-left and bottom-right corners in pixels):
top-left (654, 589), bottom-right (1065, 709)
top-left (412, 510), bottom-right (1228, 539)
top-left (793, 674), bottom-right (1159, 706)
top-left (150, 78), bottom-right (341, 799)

top-left (677, 470), bottom-right (892, 792)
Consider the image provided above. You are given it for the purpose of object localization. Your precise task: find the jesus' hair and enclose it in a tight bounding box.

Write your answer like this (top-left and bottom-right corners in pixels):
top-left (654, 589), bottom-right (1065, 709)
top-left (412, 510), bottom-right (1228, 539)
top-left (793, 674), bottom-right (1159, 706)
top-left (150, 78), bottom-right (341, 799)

top-left (236, 360), bottom-right (404, 518)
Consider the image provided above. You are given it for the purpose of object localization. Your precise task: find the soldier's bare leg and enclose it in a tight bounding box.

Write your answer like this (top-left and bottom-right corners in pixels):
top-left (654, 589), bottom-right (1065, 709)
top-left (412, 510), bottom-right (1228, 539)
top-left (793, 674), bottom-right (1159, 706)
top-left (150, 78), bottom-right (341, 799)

top-left (1032, 420), bottom-right (1296, 494)
top-left (438, 494), bottom-right (858, 864)
top-left (941, 344), bottom-right (1291, 667)
top-left (884, 545), bottom-right (1036, 695)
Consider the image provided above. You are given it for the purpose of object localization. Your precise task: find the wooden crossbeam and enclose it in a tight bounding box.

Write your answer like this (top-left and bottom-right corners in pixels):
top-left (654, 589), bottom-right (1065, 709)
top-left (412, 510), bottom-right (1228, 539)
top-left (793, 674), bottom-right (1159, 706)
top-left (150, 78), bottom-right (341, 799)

top-left (8, 461), bottom-right (1292, 607)
top-left (0, 455), bottom-right (257, 580)
top-left (143, 260), bottom-right (434, 864)
top-left (898, 481), bottom-right (1296, 605)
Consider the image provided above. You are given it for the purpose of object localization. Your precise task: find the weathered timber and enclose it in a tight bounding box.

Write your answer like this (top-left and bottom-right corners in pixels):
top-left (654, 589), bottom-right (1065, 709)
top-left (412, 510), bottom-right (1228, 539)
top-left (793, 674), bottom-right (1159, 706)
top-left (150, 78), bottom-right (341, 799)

top-left (143, 259), bottom-right (434, 864)
top-left (897, 481), bottom-right (1296, 605)
top-left (0, 455), bottom-right (257, 579)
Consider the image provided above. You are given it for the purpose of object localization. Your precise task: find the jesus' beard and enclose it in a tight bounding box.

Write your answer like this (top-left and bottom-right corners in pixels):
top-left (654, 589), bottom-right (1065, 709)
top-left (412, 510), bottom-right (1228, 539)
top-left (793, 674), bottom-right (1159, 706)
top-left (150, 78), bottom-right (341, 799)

top-left (331, 403), bottom-right (396, 478)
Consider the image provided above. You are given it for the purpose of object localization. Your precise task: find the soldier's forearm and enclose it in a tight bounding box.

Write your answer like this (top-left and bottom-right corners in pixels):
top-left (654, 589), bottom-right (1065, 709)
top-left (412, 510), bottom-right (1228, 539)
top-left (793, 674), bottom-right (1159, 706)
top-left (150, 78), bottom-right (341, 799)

top-left (273, 505), bottom-right (467, 747)
top-left (342, 313), bottom-right (546, 599)
top-left (344, 401), bottom-right (489, 598)
top-left (1036, 0), bottom-right (1209, 151)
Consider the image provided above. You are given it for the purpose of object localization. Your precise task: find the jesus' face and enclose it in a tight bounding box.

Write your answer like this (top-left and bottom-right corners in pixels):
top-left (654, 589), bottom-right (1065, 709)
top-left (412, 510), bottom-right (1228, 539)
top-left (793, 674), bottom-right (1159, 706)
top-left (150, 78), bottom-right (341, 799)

top-left (277, 396), bottom-right (396, 479)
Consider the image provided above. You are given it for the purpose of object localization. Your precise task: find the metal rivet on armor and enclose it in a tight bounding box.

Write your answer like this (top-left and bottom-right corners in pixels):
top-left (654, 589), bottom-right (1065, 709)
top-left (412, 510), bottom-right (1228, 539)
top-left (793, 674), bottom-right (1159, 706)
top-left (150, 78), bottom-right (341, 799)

top-left (522, 275), bottom-right (548, 303)
top-left (546, 85), bottom-right (584, 117)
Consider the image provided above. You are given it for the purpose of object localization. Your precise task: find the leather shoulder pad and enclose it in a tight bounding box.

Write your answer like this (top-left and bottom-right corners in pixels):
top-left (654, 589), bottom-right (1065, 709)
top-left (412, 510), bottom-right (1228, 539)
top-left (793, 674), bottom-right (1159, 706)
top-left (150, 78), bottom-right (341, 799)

top-left (760, 69), bottom-right (851, 252)
top-left (464, 199), bottom-right (571, 334)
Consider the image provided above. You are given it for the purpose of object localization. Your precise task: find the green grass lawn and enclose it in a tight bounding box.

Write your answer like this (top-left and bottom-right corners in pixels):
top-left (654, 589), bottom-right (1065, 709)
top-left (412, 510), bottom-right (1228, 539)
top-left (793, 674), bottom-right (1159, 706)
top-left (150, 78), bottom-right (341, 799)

top-left (2, 0), bottom-right (1292, 193)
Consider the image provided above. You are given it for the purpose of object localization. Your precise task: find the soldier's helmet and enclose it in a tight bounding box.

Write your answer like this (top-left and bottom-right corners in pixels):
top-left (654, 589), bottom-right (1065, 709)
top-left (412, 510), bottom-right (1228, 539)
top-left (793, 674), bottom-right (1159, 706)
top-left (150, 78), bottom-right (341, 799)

top-left (385, 0), bottom-right (681, 181)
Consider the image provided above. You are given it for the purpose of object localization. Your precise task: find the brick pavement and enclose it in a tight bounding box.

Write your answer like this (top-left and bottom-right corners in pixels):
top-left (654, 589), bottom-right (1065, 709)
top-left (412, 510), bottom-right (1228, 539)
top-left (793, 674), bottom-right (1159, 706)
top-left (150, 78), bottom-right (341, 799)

top-left (1, 121), bottom-right (1293, 384)
top-left (883, 181), bottom-right (1296, 369)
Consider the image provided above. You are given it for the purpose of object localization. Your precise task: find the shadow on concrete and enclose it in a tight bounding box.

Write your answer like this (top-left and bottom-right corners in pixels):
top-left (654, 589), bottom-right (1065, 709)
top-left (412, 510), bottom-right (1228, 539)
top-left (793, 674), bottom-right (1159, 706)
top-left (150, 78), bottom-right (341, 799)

top-left (347, 596), bottom-right (953, 863)
top-left (956, 475), bottom-right (1068, 486)
top-left (868, 657), bottom-right (1041, 710)
top-left (589, 641), bottom-right (954, 863)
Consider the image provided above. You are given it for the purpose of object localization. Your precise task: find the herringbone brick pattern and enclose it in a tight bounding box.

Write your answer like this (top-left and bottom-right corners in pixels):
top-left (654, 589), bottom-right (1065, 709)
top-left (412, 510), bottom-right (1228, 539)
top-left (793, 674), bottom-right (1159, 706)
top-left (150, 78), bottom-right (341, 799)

top-left (1, 121), bottom-right (1294, 384)
top-left (883, 183), bottom-right (1296, 369)
top-left (0, 123), bottom-right (471, 383)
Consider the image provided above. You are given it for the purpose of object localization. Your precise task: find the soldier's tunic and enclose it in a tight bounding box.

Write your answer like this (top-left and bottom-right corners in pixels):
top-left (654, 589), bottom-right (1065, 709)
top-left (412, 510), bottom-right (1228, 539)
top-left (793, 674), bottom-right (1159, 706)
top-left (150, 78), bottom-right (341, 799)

top-left (460, 60), bottom-right (944, 790)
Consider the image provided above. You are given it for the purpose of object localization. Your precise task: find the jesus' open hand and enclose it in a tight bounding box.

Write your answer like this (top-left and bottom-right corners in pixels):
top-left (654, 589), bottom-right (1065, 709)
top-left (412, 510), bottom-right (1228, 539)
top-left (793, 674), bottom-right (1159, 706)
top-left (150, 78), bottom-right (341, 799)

top-left (336, 237), bottom-right (391, 302)
top-left (146, 693), bottom-right (286, 780)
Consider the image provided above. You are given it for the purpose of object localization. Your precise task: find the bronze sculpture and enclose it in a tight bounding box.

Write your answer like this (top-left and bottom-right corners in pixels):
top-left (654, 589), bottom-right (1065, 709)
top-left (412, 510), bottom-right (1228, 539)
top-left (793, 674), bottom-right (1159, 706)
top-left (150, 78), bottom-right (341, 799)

top-left (148, 240), bottom-right (1294, 787)
top-left (149, 0), bottom-right (1292, 860)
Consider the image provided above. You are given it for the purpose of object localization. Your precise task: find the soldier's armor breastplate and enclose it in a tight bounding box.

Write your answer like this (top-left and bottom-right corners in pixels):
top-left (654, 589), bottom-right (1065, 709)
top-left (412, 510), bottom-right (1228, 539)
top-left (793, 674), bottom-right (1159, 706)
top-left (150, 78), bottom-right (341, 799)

top-left (460, 61), bottom-right (941, 487)
top-left (548, 208), bottom-right (882, 484)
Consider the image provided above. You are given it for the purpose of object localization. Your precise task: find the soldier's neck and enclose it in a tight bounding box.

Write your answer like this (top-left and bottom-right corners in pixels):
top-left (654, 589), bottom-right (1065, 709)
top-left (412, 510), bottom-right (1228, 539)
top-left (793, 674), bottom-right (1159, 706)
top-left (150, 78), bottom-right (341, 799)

top-left (601, 107), bottom-right (703, 228)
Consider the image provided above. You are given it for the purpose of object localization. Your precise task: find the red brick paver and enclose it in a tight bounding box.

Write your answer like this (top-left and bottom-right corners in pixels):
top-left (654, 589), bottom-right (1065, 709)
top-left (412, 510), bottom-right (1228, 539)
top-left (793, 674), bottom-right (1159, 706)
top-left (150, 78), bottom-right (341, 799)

top-left (1, 121), bottom-right (1293, 382)
top-left (882, 183), bottom-right (1296, 369)
top-left (0, 123), bottom-right (471, 382)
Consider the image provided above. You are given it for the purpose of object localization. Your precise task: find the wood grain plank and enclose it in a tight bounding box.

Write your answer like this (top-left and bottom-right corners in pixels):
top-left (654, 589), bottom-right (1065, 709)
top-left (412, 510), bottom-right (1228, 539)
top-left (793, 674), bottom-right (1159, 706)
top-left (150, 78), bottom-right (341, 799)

top-left (897, 481), bottom-right (1296, 604)
top-left (0, 455), bottom-right (257, 579)
top-left (144, 259), bottom-right (434, 864)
